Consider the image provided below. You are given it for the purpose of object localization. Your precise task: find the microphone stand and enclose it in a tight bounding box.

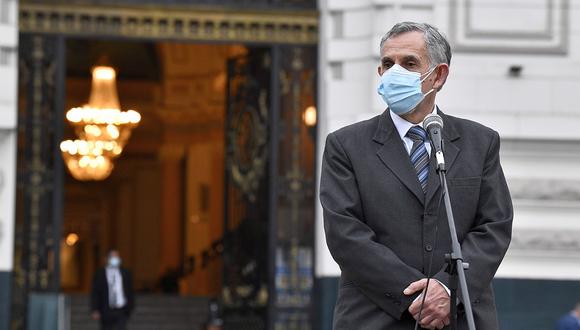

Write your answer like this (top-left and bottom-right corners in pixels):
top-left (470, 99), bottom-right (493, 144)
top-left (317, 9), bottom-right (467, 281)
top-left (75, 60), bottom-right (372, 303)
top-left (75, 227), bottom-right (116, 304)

top-left (435, 152), bottom-right (476, 330)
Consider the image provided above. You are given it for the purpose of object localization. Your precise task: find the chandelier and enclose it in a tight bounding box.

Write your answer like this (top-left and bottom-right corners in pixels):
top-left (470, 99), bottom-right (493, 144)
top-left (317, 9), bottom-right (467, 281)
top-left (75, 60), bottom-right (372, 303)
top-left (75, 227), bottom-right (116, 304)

top-left (60, 66), bottom-right (141, 181)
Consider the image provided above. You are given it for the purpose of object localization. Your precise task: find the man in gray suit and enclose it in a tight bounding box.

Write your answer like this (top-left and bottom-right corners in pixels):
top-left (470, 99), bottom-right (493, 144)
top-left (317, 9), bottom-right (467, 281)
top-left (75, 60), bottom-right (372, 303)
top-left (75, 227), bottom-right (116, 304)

top-left (320, 22), bottom-right (513, 329)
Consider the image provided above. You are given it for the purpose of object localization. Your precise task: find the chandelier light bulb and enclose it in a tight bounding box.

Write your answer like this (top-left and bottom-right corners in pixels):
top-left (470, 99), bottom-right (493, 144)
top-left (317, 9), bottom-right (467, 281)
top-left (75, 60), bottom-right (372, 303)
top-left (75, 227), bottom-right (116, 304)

top-left (69, 142), bottom-right (78, 155)
top-left (79, 156), bottom-right (90, 168)
top-left (66, 108), bottom-right (83, 123)
top-left (93, 66), bottom-right (116, 80)
top-left (127, 110), bottom-right (141, 124)
top-left (105, 141), bottom-right (114, 151)
top-left (106, 124), bottom-right (119, 139)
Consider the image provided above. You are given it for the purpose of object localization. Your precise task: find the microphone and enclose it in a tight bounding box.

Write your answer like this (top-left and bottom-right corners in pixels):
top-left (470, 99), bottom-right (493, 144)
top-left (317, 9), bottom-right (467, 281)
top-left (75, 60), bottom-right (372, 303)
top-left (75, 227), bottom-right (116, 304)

top-left (423, 113), bottom-right (445, 170)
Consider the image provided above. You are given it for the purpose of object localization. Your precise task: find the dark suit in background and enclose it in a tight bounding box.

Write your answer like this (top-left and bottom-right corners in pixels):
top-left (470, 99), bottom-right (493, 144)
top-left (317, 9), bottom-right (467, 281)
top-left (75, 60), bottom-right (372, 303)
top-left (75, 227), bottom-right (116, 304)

top-left (320, 110), bottom-right (513, 329)
top-left (91, 267), bottom-right (135, 330)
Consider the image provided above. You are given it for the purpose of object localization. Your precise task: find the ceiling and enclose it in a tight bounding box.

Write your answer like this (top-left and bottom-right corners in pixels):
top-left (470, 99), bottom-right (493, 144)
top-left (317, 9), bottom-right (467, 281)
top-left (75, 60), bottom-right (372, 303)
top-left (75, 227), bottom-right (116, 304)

top-left (66, 38), bottom-right (161, 81)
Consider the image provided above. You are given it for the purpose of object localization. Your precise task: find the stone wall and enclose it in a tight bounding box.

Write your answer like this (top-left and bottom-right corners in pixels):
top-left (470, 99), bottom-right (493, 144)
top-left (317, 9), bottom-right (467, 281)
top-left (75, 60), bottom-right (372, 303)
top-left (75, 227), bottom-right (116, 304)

top-left (316, 0), bottom-right (580, 280)
top-left (0, 0), bottom-right (17, 275)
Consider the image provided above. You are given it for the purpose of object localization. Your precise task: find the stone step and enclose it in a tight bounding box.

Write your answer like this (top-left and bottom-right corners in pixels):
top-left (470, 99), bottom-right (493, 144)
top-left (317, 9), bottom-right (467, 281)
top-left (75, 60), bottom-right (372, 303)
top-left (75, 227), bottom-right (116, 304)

top-left (67, 294), bottom-right (209, 330)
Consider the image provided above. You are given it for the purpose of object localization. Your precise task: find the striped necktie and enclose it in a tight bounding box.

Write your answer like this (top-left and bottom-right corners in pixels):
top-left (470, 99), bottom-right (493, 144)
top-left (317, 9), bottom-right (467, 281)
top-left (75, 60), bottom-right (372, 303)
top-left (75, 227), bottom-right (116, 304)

top-left (406, 126), bottom-right (429, 193)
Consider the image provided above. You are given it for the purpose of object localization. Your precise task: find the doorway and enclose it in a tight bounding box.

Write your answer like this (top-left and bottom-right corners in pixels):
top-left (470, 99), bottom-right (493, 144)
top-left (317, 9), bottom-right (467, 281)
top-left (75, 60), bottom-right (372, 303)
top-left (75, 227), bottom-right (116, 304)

top-left (60, 39), bottom-right (248, 298)
top-left (14, 5), bottom-right (318, 328)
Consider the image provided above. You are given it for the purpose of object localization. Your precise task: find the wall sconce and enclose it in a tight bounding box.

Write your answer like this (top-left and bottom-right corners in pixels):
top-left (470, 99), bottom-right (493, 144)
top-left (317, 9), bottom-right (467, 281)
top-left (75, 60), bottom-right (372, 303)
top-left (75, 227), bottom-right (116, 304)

top-left (65, 233), bottom-right (79, 247)
top-left (303, 106), bottom-right (317, 127)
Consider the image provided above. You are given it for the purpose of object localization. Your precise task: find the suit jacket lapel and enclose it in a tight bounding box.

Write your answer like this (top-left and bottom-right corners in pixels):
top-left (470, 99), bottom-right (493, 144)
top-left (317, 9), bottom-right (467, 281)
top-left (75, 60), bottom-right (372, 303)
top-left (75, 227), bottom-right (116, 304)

top-left (374, 111), bottom-right (425, 205)
top-left (425, 110), bottom-right (461, 206)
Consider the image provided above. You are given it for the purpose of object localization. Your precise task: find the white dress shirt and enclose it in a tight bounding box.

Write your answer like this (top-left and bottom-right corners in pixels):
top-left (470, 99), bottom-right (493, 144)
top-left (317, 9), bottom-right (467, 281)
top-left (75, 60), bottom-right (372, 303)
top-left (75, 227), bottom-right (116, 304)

top-left (389, 106), bottom-right (436, 155)
top-left (106, 266), bottom-right (127, 308)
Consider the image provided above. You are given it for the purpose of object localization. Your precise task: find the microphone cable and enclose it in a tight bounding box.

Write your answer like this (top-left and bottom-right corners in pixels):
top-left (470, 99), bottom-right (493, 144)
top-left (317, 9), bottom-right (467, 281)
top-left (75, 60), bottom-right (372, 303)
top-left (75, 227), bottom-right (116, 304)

top-left (414, 187), bottom-right (445, 330)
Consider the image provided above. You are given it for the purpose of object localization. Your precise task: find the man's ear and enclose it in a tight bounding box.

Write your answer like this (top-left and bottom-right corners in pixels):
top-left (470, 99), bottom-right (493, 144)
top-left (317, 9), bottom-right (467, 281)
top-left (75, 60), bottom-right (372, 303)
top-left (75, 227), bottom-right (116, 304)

top-left (433, 64), bottom-right (449, 91)
top-left (377, 65), bottom-right (384, 76)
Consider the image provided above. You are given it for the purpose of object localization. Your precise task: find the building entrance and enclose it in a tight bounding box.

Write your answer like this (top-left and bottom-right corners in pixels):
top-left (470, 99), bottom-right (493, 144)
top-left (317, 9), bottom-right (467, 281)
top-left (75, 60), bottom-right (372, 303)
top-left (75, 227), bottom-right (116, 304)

top-left (13, 2), bottom-right (318, 329)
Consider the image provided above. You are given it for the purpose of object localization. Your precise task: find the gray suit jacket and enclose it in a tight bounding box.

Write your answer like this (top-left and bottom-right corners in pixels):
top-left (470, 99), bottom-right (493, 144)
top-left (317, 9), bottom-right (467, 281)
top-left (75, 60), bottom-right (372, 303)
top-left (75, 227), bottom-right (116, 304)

top-left (320, 110), bottom-right (513, 330)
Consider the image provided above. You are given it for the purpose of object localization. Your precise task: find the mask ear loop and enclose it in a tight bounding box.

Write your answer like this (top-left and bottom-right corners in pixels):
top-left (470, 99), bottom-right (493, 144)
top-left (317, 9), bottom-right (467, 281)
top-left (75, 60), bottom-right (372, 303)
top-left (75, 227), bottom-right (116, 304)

top-left (420, 65), bottom-right (439, 96)
top-left (423, 88), bottom-right (435, 98)
top-left (420, 65), bottom-right (438, 82)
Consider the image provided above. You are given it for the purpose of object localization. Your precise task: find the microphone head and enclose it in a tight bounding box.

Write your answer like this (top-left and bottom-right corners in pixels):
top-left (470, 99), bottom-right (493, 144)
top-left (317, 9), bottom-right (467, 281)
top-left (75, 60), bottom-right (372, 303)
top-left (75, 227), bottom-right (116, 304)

top-left (423, 113), bottom-right (443, 132)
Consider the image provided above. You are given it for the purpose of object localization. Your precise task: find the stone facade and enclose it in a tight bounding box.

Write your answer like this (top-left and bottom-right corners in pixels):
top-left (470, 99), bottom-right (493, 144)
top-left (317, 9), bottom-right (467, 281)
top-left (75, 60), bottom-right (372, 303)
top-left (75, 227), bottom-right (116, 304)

top-left (0, 0), bottom-right (17, 274)
top-left (0, 0), bottom-right (17, 328)
top-left (316, 0), bottom-right (580, 280)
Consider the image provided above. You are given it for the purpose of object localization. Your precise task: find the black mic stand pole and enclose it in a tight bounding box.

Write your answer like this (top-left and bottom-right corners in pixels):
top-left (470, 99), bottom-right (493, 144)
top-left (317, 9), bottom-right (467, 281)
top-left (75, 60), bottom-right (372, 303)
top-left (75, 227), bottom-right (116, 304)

top-left (435, 153), bottom-right (476, 330)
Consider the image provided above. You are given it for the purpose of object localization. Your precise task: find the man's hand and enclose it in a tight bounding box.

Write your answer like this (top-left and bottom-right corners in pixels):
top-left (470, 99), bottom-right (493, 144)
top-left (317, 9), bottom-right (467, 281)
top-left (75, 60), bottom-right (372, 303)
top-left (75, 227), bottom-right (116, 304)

top-left (91, 311), bottom-right (100, 321)
top-left (404, 279), bottom-right (450, 330)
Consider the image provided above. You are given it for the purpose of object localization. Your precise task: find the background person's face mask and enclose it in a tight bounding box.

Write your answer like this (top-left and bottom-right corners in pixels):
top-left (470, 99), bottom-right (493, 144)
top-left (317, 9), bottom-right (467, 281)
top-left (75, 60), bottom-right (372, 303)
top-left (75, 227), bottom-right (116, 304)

top-left (108, 256), bottom-right (121, 268)
top-left (377, 64), bottom-right (437, 115)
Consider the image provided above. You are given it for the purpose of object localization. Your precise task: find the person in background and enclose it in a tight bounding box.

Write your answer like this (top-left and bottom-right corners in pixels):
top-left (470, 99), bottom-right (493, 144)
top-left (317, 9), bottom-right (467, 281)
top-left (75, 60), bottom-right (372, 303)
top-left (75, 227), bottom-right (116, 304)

top-left (556, 302), bottom-right (580, 330)
top-left (90, 249), bottom-right (135, 330)
top-left (204, 299), bottom-right (224, 330)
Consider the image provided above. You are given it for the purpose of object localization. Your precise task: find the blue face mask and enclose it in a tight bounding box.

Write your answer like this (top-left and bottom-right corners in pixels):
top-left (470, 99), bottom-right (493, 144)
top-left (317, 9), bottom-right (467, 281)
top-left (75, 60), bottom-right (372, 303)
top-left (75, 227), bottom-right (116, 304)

top-left (377, 64), bottom-right (437, 115)
top-left (108, 256), bottom-right (121, 268)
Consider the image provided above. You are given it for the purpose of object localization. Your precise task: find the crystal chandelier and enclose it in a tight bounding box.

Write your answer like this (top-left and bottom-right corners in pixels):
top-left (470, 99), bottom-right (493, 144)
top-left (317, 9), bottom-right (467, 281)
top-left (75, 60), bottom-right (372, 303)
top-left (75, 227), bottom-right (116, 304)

top-left (60, 66), bottom-right (141, 181)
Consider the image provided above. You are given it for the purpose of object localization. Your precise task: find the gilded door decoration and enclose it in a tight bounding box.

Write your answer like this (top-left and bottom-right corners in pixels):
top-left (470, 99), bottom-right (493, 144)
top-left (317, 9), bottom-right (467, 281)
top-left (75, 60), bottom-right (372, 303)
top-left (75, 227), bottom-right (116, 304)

top-left (228, 56), bottom-right (269, 202)
top-left (12, 34), bottom-right (65, 329)
top-left (20, 0), bottom-right (316, 9)
top-left (223, 49), bottom-right (272, 330)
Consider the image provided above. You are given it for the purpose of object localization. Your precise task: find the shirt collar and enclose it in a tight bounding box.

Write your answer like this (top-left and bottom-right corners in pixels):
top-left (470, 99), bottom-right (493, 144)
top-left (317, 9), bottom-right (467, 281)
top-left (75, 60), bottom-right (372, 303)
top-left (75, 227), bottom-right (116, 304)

top-left (389, 105), bottom-right (437, 140)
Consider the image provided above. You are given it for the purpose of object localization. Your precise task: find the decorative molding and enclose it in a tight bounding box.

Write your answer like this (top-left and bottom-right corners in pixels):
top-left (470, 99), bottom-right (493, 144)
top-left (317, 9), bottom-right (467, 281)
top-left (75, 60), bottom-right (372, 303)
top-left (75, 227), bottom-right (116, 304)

top-left (502, 138), bottom-right (580, 157)
top-left (0, 47), bottom-right (13, 66)
top-left (0, 0), bottom-right (5, 25)
top-left (510, 229), bottom-right (580, 254)
top-left (19, 3), bottom-right (318, 45)
top-left (0, 0), bottom-right (10, 25)
top-left (449, 0), bottom-right (569, 54)
top-left (22, 0), bottom-right (316, 10)
top-left (465, 0), bottom-right (553, 40)
top-left (509, 178), bottom-right (580, 201)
